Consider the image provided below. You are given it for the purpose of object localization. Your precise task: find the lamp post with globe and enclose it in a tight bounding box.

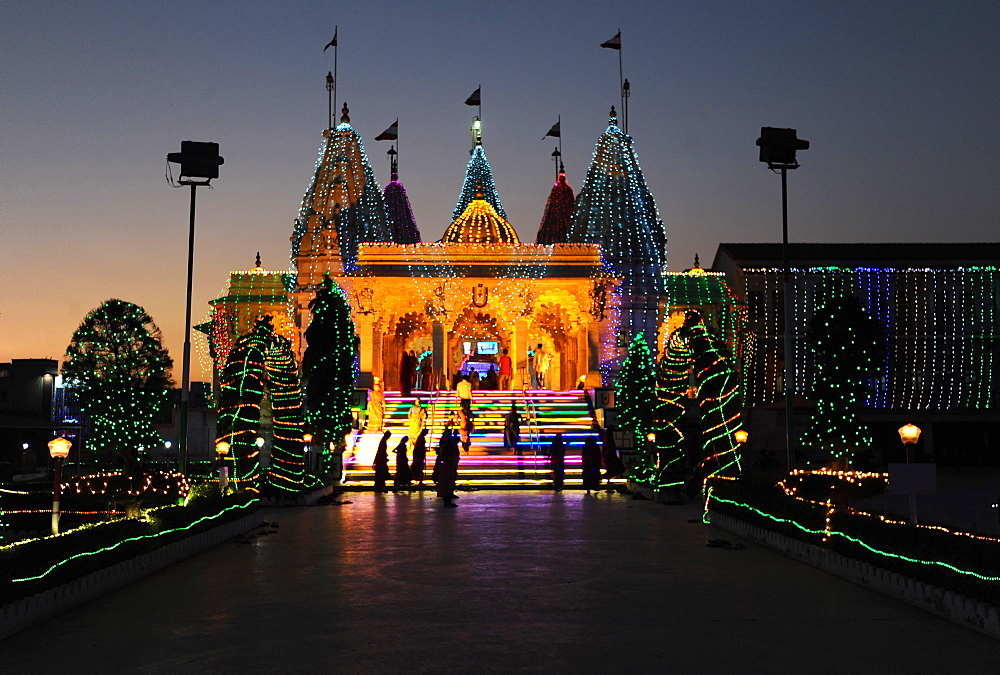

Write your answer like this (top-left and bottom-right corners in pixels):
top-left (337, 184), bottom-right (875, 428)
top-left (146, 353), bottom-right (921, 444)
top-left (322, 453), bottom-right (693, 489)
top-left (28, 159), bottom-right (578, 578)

top-left (47, 437), bottom-right (72, 535)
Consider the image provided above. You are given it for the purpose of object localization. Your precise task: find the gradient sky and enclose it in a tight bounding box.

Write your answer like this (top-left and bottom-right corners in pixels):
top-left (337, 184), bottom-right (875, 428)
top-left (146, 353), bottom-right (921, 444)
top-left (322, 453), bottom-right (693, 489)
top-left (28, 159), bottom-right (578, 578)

top-left (3, 1), bottom-right (998, 380)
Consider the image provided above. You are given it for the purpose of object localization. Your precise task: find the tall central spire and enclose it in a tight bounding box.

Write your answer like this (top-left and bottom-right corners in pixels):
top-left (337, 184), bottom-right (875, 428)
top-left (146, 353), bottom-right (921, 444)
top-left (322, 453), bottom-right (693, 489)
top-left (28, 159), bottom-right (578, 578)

top-left (453, 143), bottom-right (506, 222)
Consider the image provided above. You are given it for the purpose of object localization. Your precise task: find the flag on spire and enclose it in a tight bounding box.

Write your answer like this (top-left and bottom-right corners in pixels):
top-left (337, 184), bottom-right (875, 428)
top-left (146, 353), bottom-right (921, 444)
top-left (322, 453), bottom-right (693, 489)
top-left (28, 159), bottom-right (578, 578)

top-left (543, 120), bottom-right (561, 139)
top-left (375, 120), bottom-right (398, 141)
top-left (601, 30), bottom-right (621, 50)
top-left (324, 27), bottom-right (338, 51)
top-left (464, 87), bottom-right (481, 107)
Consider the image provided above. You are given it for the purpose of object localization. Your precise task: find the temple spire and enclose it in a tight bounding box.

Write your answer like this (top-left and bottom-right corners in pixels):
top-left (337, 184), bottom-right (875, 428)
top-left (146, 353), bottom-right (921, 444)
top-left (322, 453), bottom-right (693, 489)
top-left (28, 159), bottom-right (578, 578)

top-left (453, 142), bottom-right (505, 221)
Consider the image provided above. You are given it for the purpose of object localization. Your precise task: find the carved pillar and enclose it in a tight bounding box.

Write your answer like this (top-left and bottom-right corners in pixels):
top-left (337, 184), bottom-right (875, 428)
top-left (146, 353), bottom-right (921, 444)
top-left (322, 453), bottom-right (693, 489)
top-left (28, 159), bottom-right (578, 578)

top-left (432, 321), bottom-right (445, 390)
top-left (356, 317), bottom-right (375, 389)
top-left (514, 318), bottom-right (530, 390)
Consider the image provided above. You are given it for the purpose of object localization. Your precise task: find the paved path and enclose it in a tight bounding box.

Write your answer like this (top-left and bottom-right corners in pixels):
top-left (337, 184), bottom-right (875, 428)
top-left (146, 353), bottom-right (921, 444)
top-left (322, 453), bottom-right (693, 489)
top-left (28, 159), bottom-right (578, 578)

top-left (3, 490), bottom-right (998, 673)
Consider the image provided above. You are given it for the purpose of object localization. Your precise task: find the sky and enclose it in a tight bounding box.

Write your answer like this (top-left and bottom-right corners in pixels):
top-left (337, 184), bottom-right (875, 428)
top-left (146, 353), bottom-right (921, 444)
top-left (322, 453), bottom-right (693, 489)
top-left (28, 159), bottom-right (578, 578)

top-left (3, 1), bottom-right (999, 380)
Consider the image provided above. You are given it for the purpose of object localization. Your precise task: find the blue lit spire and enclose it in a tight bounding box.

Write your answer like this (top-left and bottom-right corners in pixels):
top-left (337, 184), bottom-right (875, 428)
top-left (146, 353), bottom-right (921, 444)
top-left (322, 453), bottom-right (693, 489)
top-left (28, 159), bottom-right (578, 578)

top-left (453, 121), bottom-right (506, 221)
top-left (568, 107), bottom-right (667, 292)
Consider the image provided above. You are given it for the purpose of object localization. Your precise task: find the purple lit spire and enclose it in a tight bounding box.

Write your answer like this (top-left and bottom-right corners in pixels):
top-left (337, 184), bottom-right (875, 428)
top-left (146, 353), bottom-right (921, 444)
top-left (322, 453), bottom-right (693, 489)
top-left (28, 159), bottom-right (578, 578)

top-left (536, 171), bottom-right (575, 244)
top-left (383, 148), bottom-right (420, 243)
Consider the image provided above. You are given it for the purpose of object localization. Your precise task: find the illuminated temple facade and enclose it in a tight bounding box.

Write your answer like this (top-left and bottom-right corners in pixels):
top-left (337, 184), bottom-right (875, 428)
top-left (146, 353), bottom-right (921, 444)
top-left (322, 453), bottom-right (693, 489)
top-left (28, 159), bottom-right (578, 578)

top-left (206, 104), bottom-right (739, 392)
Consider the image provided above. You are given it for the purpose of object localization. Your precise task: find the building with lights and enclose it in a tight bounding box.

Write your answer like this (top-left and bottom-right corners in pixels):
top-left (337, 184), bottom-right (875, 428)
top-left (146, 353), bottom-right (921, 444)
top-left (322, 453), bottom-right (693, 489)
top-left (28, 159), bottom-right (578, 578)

top-left (713, 242), bottom-right (1000, 463)
top-left (206, 104), bottom-right (737, 395)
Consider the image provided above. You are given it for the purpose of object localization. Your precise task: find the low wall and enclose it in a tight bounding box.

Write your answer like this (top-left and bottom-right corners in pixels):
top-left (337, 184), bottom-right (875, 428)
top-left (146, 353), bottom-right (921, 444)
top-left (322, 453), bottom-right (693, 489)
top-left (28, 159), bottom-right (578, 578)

top-left (709, 510), bottom-right (1000, 641)
top-left (0, 509), bottom-right (263, 641)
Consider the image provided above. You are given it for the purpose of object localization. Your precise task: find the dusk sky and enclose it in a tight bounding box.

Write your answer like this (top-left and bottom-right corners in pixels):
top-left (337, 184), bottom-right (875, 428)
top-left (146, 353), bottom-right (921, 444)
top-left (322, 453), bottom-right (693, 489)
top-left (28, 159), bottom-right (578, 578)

top-left (3, 1), bottom-right (998, 380)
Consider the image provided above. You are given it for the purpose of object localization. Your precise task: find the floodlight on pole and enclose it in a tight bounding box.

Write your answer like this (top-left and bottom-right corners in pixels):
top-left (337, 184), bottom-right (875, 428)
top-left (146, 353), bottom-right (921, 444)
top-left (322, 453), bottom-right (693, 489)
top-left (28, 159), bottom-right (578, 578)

top-left (166, 141), bottom-right (223, 476)
top-left (756, 127), bottom-right (808, 473)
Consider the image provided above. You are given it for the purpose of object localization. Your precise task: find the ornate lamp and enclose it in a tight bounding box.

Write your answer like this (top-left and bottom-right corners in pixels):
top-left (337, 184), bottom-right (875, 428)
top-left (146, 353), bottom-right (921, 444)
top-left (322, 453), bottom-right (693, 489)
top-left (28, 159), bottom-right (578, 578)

top-left (47, 437), bottom-right (72, 535)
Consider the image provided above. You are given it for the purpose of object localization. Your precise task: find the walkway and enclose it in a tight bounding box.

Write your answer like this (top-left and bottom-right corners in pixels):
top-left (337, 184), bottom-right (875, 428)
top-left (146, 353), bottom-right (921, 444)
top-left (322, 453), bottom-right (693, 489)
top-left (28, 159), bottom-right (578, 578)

top-left (3, 491), bottom-right (998, 672)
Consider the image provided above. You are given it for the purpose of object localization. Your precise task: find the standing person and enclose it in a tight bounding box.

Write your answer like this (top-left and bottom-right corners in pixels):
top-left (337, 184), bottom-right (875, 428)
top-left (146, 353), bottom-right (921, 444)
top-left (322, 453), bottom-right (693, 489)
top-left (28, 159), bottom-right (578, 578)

top-left (602, 427), bottom-right (626, 482)
top-left (432, 413), bottom-right (456, 484)
top-left (581, 434), bottom-right (603, 495)
top-left (411, 428), bottom-right (429, 487)
top-left (407, 350), bottom-right (419, 393)
top-left (548, 432), bottom-right (566, 491)
top-left (373, 430), bottom-right (392, 493)
top-left (484, 365), bottom-right (498, 391)
top-left (536, 343), bottom-right (550, 389)
top-left (366, 378), bottom-right (385, 432)
top-left (393, 436), bottom-right (412, 490)
top-left (498, 348), bottom-right (512, 390)
top-left (436, 428), bottom-right (461, 507)
top-left (456, 375), bottom-right (472, 417)
top-left (400, 350), bottom-right (413, 396)
top-left (407, 397), bottom-right (426, 451)
top-left (420, 354), bottom-right (434, 391)
top-left (458, 407), bottom-right (474, 454)
top-left (503, 402), bottom-right (523, 454)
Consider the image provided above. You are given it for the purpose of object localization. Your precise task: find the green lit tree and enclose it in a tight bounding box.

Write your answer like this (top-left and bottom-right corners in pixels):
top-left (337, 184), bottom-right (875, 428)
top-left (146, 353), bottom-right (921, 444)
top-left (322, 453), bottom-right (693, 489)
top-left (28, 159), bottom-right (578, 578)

top-left (302, 276), bottom-right (358, 451)
top-left (799, 295), bottom-right (885, 467)
top-left (62, 299), bottom-right (173, 474)
top-left (614, 335), bottom-right (661, 479)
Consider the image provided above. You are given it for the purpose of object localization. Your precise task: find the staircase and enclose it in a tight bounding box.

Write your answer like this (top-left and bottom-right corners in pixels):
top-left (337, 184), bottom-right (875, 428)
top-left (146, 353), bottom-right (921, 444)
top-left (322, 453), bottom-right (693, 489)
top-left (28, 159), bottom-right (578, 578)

top-left (342, 389), bottom-right (617, 489)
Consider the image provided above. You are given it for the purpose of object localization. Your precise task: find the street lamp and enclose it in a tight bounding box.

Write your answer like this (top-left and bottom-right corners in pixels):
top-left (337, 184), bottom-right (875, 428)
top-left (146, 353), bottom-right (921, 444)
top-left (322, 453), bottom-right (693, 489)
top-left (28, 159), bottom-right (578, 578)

top-left (48, 437), bottom-right (72, 535)
top-left (757, 126), bottom-right (809, 472)
top-left (734, 429), bottom-right (749, 446)
top-left (898, 423), bottom-right (921, 463)
top-left (215, 440), bottom-right (231, 493)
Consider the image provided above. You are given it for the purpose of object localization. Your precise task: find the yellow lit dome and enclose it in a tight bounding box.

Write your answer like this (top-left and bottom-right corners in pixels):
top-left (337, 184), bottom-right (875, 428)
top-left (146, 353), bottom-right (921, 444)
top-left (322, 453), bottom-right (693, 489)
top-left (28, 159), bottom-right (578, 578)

top-left (442, 192), bottom-right (519, 244)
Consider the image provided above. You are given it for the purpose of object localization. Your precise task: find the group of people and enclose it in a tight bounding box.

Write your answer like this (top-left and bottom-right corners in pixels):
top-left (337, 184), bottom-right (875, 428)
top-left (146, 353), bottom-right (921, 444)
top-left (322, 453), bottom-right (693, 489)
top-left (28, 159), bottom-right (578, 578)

top-left (546, 429), bottom-right (626, 494)
top-left (399, 349), bottom-right (434, 396)
top-left (371, 416), bottom-right (462, 507)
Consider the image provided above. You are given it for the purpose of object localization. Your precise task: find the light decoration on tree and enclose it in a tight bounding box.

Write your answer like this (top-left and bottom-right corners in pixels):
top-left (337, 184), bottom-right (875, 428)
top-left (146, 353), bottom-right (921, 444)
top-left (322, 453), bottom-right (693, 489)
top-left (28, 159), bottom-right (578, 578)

top-left (453, 144), bottom-right (506, 221)
top-left (614, 335), bottom-right (663, 483)
top-left (61, 299), bottom-right (173, 470)
top-left (740, 266), bottom-right (998, 411)
top-left (216, 317), bottom-right (310, 492)
top-left (798, 293), bottom-right (884, 466)
top-left (290, 104), bottom-right (393, 285)
top-left (536, 171), bottom-right (575, 245)
top-left (302, 275), bottom-right (358, 455)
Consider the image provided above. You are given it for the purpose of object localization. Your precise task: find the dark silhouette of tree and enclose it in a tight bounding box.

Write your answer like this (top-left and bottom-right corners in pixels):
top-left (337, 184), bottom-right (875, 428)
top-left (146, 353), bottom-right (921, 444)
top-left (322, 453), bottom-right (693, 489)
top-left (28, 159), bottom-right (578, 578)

top-left (799, 294), bottom-right (885, 467)
top-left (62, 299), bottom-right (173, 474)
top-left (302, 275), bottom-right (358, 450)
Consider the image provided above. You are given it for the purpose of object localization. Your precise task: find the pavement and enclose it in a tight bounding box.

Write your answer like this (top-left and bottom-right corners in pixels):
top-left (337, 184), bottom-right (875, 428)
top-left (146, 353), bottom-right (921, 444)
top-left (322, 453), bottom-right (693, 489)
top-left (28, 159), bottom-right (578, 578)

top-left (3, 489), bottom-right (998, 673)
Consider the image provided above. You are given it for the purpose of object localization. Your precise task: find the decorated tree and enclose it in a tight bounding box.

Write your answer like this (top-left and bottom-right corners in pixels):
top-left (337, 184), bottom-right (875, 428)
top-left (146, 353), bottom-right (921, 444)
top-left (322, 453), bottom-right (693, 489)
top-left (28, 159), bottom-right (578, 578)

top-left (302, 276), bottom-right (358, 450)
top-left (614, 335), bottom-right (660, 479)
top-left (217, 316), bottom-right (308, 491)
top-left (62, 299), bottom-right (173, 473)
top-left (799, 294), bottom-right (884, 467)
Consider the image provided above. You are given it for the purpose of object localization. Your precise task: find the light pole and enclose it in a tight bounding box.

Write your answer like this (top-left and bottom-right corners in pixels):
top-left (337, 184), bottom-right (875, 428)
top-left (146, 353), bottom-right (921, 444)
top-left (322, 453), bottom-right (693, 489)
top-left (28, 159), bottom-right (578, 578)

top-left (898, 423), bottom-right (922, 523)
top-left (756, 127), bottom-right (809, 472)
top-left (215, 440), bottom-right (231, 494)
top-left (166, 141), bottom-right (223, 475)
top-left (48, 437), bottom-right (72, 535)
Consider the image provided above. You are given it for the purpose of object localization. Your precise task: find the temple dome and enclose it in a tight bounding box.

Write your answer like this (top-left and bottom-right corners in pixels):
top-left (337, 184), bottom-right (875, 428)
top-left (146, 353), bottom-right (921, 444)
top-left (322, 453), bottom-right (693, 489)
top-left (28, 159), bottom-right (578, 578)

top-left (442, 193), bottom-right (519, 244)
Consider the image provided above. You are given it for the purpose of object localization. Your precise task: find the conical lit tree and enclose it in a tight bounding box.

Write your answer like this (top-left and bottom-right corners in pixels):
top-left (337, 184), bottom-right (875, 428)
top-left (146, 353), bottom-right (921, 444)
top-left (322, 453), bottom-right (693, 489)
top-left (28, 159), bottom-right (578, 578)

top-left (799, 294), bottom-right (884, 467)
top-left (302, 275), bottom-right (358, 450)
top-left (615, 335), bottom-right (660, 447)
top-left (62, 299), bottom-right (173, 474)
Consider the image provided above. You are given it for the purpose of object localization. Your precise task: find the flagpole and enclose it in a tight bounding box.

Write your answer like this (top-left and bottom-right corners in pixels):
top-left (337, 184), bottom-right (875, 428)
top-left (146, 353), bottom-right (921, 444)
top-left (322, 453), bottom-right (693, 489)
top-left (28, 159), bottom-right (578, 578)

top-left (558, 114), bottom-right (563, 166)
top-left (333, 25), bottom-right (339, 127)
top-left (617, 29), bottom-right (624, 128)
top-left (478, 83), bottom-right (482, 136)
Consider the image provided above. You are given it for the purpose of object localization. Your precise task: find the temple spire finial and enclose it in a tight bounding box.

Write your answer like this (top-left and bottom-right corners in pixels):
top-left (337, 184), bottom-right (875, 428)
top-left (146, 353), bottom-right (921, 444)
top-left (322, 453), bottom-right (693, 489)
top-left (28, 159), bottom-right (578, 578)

top-left (340, 102), bottom-right (350, 124)
top-left (255, 251), bottom-right (262, 268)
top-left (694, 253), bottom-right (700, 269)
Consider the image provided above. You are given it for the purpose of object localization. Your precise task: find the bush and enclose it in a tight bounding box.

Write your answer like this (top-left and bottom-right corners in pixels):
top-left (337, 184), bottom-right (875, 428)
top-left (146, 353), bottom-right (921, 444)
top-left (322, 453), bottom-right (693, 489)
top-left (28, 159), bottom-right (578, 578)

top-left (0, 490), bottom-right (256, 605)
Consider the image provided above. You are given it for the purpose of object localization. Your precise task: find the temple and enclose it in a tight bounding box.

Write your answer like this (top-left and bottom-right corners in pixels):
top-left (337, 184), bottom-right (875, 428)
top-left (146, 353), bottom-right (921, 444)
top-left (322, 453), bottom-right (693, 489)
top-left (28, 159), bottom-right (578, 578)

top-left (207, 105), bottom-right (735, 395)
